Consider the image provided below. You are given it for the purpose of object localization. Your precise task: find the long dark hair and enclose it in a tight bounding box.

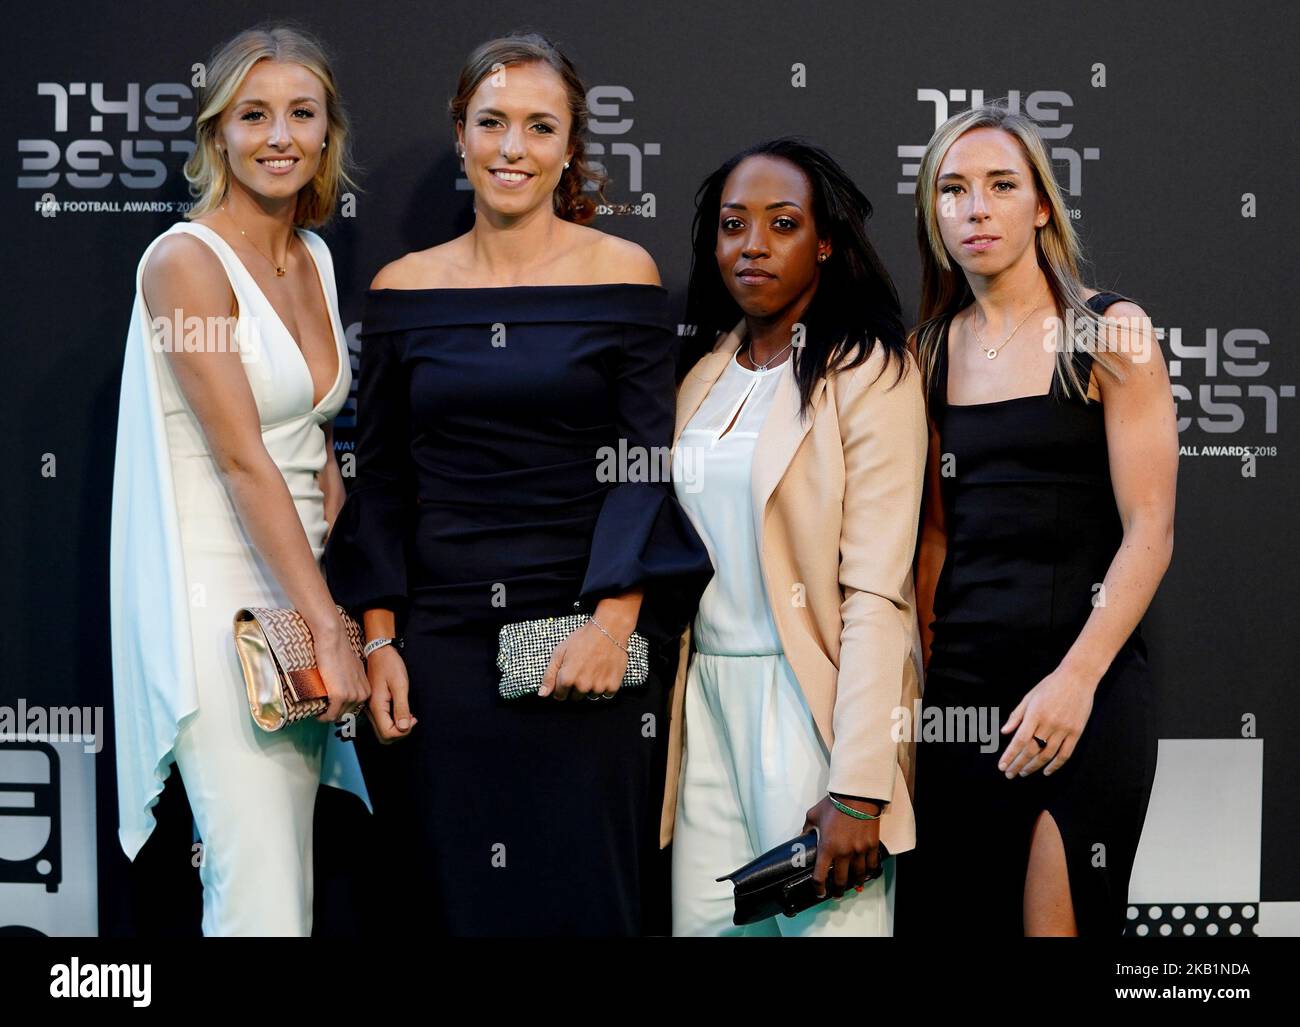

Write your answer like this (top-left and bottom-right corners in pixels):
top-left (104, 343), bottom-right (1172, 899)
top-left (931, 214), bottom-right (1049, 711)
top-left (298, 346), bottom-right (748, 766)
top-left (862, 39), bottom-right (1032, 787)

top-left (447, 31), bottom-right (608, 224)
top-left (681, 137), bottom-right (907, 415)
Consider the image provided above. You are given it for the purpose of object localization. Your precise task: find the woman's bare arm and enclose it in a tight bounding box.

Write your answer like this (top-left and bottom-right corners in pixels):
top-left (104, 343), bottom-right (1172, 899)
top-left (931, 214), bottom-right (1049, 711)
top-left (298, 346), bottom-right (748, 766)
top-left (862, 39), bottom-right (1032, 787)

top-left (1001, 301), bottom-right (1177, 778)
top-left (143, 233), bottom-right (368, 720)
top-left (1058, 301), bottom-right (1177, 681)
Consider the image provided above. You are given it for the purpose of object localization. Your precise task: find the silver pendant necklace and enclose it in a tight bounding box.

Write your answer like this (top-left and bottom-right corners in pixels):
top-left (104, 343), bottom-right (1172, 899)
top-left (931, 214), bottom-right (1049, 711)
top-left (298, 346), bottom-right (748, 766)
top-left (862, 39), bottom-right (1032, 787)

top-left (746, 339), bottom-right (792, 371)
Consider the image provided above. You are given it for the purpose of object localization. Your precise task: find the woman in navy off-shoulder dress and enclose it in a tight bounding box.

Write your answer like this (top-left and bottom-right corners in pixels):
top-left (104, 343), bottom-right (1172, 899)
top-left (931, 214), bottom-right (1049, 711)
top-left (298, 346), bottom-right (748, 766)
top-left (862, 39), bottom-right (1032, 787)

top-left (324, 34), bottom-right (711, 935)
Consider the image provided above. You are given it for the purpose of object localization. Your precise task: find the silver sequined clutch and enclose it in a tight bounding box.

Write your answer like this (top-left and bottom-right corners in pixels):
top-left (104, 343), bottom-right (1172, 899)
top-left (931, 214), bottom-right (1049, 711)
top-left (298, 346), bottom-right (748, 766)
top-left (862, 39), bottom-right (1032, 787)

top-left (496, 613), bottom-right (650, 699)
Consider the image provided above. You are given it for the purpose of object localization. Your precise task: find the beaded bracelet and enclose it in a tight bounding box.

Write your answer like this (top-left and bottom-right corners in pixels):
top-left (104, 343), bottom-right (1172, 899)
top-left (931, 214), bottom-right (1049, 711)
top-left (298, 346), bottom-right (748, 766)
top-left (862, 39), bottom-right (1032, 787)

top-left (362, 636), bottom-right (403, 659)
top-left (828, 793), bottom-right (881, 821)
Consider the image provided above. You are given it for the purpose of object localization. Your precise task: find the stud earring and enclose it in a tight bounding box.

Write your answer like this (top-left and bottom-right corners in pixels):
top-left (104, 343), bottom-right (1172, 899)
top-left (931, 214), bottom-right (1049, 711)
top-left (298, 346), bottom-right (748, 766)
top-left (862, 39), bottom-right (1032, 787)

top-left (563, 161), bottom-right (570, 169)
top-left (817, 252), bottom-right (828, 262)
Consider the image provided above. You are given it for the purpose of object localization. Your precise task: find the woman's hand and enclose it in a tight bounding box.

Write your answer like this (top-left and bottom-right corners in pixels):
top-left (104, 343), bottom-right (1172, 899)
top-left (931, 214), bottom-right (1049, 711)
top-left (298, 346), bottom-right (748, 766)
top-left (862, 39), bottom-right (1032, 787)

top-left (539, 620), bottom-right (630, 700)
top-left (314, 631), bottom-right (372, 724)
top-left (363, 645), bottom-right (416, 743)
top-left (802, 795), bottom-right (885, 899)
top-left (998, 665), bottom-right (1098, 778)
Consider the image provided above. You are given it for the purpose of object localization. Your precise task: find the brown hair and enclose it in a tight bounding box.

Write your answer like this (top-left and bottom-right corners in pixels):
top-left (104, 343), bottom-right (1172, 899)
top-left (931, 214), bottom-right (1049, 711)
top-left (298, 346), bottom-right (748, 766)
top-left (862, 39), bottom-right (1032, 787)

top-left (447, 32), bottom-right (607, 225)
top-left (185, 23), bottom-right (357, 229)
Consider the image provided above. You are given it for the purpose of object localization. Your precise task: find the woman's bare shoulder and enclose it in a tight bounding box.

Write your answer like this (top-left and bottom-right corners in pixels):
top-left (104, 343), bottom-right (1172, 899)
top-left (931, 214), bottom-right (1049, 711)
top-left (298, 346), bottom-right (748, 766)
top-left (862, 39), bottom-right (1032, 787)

top-left (585, 229), bottom-right (660, 285)
top-left (143, 229), bottom-right (219, 278)
top-left (142, 230), bottom-right (231, 316)
top-left (1082, 287), bottom-right (1146, 321)
top-left (370, 236), bottom-right (471, 290)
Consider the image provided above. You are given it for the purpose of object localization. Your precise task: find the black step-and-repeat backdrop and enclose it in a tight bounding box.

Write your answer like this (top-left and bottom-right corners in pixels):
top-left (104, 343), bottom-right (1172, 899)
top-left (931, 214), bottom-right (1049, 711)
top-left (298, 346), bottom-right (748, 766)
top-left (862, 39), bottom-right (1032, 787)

top-left (2, 0), bottom-right (1296, 937)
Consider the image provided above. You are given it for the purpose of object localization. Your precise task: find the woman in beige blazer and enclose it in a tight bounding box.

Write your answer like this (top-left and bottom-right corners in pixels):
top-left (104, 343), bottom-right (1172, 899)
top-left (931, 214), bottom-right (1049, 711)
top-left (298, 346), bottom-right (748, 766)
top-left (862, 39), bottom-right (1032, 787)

top-left (665, 138), bottom-right (927, 936)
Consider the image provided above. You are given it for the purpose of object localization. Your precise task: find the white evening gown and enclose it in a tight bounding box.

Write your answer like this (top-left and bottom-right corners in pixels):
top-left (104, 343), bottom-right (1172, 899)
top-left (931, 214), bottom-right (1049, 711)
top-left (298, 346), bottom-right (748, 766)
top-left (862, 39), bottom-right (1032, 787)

top-left (109, 221), bottom-right (369, 936)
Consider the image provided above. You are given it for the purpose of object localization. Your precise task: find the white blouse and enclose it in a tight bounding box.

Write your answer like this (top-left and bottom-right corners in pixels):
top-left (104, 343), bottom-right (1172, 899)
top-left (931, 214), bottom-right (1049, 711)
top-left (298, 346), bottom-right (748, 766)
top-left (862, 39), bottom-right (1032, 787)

top-left (673, 348), bottom-right (790, 656)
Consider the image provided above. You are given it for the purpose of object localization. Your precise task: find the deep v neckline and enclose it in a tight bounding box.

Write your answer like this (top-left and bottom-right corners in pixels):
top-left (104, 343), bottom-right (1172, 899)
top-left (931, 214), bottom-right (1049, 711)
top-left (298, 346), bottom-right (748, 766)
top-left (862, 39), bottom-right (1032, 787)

top-left (185, 222), bottom-right (344, 412)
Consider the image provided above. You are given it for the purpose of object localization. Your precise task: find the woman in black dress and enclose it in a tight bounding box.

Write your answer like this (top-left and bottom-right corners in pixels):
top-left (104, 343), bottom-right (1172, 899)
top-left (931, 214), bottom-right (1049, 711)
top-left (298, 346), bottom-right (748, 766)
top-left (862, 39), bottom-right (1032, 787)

top-left (904, 105), bottom-right (1178, 936)
top-left (324, 33), bottom-right (711, 935)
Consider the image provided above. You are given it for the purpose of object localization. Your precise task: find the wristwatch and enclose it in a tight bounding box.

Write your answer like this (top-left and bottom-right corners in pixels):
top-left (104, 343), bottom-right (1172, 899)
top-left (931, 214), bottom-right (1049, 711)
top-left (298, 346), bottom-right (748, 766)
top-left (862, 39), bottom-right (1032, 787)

top-left (362, 636), bottom-right (403, 659)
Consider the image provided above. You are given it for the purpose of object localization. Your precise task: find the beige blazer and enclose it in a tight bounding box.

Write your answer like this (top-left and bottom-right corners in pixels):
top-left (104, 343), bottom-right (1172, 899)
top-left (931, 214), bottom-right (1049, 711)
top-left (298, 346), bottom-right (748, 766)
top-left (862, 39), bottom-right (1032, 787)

top-left (659, 319), bottom-right (928, 855)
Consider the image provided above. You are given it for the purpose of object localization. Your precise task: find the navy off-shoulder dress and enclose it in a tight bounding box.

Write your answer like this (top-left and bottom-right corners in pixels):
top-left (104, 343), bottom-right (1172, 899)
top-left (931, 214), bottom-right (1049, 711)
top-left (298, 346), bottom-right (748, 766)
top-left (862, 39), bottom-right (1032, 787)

top-left (324, 283), bottom-right (712, 936)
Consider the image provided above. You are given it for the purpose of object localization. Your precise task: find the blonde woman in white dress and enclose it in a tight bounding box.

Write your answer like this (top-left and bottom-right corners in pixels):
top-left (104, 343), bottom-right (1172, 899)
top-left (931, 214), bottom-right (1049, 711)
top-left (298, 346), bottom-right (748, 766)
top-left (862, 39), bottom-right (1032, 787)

top-left (109, 26), bottom-right (369, 936)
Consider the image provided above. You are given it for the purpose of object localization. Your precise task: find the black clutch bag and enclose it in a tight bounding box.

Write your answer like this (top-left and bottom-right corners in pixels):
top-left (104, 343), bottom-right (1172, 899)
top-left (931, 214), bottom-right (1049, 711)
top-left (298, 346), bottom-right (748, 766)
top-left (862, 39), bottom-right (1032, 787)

top-left (716, 828), bottom-right (890, 925)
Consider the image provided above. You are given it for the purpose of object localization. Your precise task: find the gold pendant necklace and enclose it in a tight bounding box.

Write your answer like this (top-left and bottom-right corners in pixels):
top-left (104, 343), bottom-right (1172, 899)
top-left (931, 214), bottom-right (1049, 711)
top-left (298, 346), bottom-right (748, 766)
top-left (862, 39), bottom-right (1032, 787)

top-left (221, 204), bottom-right (292, 276)
top-left (972, 302), bottom-right (1047, 359)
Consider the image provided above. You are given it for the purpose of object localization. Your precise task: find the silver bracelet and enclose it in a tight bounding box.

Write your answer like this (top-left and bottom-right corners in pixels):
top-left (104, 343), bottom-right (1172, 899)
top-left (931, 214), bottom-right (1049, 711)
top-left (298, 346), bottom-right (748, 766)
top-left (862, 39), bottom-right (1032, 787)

top-left (362, 636), bottom-right (401, 659)
top-left (587, 617), bottom-right (629, 654)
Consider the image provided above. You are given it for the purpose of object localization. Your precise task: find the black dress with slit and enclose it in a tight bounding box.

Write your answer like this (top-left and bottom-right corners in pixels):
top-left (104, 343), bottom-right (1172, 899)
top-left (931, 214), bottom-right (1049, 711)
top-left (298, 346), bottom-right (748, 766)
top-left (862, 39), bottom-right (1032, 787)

top-left (899, 291), bottom-right (1158, 937)
top-left (323, 283), bottom-right (713, 936)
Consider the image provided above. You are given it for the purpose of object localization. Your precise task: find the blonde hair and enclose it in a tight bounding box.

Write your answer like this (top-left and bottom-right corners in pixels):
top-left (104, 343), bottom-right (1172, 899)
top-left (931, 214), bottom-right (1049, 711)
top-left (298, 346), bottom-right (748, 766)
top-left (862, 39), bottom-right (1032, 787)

top-left (184, 23), bottom-right (357, 228)
top-left (912, 103), bottom-right (1124, 404)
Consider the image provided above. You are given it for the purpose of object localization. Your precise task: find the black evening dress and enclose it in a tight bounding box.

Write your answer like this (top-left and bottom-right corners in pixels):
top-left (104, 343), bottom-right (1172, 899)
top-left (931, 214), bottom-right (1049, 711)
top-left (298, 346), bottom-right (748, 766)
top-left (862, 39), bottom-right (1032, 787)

top-left (324, 283), bottom-right (713, 937)
top-left (899, 291), bottom-right (1158, 937)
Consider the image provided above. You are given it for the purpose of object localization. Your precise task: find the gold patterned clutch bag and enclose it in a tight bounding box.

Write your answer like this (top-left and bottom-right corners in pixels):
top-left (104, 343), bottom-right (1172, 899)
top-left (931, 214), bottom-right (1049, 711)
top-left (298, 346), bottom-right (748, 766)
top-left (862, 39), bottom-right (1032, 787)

top-left (496, 613), bottom-right (650, 700)
top-left (233, 605), bottom-right (365, 731)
